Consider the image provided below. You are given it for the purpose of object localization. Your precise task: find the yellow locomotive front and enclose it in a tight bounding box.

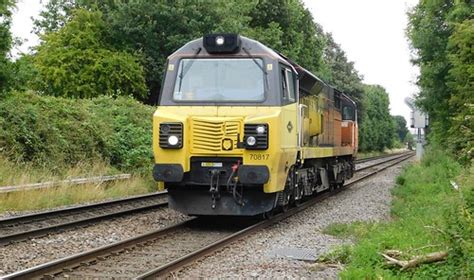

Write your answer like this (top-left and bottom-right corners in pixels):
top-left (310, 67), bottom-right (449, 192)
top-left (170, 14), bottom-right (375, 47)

top-left (153, 34), bottom-right (358, 216)
top-left (153, 34), bottom-right (299, 215)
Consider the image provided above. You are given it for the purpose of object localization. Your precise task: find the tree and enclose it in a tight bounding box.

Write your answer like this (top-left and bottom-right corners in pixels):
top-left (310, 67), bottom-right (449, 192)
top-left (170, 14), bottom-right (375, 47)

top-left (404, 132), bottom-right (415, 150)
top-left (393, 115), bottom-right (409, 143)
top-left (0, 0), bottom-right (15, 93)
top-left (322, 32), bottom-right (364, 123)
top-left (446, 17), bottom-right (473, 163)
top-left (323, 32), bottom-right (363, 102)
top-left (407, 0), bottom-right (473, 163)
top-left (247, 0), bottom-right (326, 77)
top-left (33, 9), bottom-right (147, 99)
top-left (103, 1), bottom-right (252, 103)
top-left (8, 54), bottom-right (37, 91)
top-left (359, 85), bottom-right (397, 152)
top-left (33, 0), bottom-right (329, 104)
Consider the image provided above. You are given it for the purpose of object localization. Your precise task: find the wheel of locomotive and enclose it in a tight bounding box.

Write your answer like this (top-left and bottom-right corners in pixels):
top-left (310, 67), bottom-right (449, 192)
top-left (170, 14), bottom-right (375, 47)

top-left (293, 181), bottom-right (304, 206)
top-left (277, 190), bottom-right (290, 212)
top-left (262, 208), bottom-right (275, 219)
top-left (338, 180), bottom-right (345, 189)
top-left (278, 166), bottom-right (295, 211)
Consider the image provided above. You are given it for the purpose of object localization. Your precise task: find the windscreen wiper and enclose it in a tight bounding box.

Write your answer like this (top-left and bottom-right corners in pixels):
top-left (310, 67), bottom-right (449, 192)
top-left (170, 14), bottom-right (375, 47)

top-left (242, 47), bottom-right (269, 94)
top-left (178, 47), bottom-right (202, 92)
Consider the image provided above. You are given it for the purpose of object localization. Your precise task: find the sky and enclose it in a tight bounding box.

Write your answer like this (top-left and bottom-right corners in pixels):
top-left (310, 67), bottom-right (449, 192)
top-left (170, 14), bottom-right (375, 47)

top-left (11, 0), bottom-right (419, 124)
top-left (303, 0), bottom-right (420, 124)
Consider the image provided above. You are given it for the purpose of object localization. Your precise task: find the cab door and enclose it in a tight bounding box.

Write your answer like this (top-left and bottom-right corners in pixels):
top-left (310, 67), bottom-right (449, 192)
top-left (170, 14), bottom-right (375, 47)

top-left (279, 65), bottom-right (298, 150)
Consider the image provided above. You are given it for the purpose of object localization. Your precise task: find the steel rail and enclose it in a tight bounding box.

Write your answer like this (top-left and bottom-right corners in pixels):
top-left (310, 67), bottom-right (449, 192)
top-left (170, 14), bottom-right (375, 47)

top-left (0, 191), bottom-right (168, 245)
top-left (354, 152), bottom-right (406, 164)
top-left (2, 152), bottom-right (413, 280)
top-left (355, 151), bottom-right (414, 172)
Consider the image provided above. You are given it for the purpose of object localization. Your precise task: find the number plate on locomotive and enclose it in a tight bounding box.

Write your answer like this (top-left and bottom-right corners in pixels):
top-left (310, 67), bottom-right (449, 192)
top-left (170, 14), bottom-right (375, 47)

top-left (201, 162), bottom-right (223, 167)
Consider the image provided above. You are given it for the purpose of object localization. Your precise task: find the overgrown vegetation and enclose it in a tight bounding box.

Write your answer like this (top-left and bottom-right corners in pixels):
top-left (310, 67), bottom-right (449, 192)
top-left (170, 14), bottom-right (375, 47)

top-left (323, 148), bottom-right (473, 278)
top-left (0, 91), bottom-right (155, 174)
top-left (0, 143), bottom-right (155, 213)
top-left (33, 9), bottom-right (147, 99)
top-left (407, 0), bottom-right (473, 163)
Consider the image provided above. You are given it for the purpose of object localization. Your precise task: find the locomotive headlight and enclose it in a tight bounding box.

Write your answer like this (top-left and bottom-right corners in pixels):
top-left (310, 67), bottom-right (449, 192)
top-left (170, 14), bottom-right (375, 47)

top-left (216, 36), bottom-right (225, 46)
top-left (243, 123), bottom-right (268, 150)
top-left (246, 136), bottom-right (257, 146)
top-left (159, 122), bottom-right (182, 149)
top-left (167, 135), bottom-right (179, 146)
top-left (256, 125), bottom-right (266, 134)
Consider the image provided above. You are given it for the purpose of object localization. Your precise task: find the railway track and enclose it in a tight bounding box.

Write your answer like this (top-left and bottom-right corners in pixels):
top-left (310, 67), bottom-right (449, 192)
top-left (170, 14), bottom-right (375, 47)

top-left (355, 151), bottom-right (413, 172)
top-left (0, 152), bottom-right (410, 246)
top-left (2, 151), bottom-right (414, 279)
top-left (354, 152), bottom-right (406, 164)
top-left (0, 192), bottom-right (168, 245)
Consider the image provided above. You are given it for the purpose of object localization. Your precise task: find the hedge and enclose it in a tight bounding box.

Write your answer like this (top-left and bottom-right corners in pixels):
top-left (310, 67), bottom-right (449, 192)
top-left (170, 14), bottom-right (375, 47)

top-left (0, 91), bottom-right (155, 174)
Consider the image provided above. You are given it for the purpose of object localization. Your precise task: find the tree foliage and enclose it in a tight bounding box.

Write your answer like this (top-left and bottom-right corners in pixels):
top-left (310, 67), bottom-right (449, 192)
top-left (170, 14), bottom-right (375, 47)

top-left (6, 54), bottom-right (37, 91)
top-left (407, 0), bottom-right (473, 163)
top-left (33, 9), bottom-right (147, 99)
top-left (0, 0), bottom-right (15, 93)
top-left (322, 32), bottom-right (364, 123)
top-left (32, 0), bottom-right (327, 103)
top-left (359, 85), bottom-right (397, 152)
top-left (323, 32), bottom-right (363, 103)
top-left (392, 115), bottom-right (409, 143)
top-left (247, 0), bottom-right (326, 77)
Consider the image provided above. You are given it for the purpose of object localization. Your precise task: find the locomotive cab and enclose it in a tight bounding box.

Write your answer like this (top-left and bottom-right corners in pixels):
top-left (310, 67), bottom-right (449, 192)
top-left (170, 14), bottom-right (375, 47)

top-left (153, 34), bottom-right (357, 216)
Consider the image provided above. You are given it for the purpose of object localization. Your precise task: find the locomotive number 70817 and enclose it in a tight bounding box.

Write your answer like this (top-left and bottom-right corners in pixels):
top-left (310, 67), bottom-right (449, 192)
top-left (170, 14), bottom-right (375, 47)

top-left (249, 154), bottom-right (270, 160)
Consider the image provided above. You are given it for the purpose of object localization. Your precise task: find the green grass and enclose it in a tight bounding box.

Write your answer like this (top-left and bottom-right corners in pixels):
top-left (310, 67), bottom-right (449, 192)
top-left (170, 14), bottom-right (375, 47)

top-left (322, 221), bottom-right (378, 240)
top-left (0, 156), bottom-right (157, 213)
top-left (322, 147), bottom-right (473, 279)
top-left (317, 244), bottom-right (354, 265)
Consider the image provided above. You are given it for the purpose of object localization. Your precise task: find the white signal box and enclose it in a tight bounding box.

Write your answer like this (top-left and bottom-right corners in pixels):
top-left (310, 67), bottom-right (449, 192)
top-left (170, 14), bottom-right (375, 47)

top-left (410, 110), bottom-right (429, 128)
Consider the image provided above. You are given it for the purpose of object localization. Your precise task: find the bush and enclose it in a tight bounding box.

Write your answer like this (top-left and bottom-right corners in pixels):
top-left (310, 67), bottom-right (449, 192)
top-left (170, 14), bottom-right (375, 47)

top-left (0, 91), bottom-right (154, 174)
top-left (33, 9), bottom-right (147, 100)
top-left (340, 147), bottom-right (472, 279)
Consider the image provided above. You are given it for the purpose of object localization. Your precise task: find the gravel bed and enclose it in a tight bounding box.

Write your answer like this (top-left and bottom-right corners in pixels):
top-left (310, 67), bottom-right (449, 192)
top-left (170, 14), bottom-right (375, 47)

top-left (0, 207), bottom-right (188, 276)
top-left (176, 159), bottom-right (413, 279)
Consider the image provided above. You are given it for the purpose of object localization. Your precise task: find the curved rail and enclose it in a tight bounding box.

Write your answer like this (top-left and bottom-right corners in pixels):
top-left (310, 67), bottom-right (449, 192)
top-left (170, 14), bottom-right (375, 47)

top-left (2, 152), bottom-right (414, 279)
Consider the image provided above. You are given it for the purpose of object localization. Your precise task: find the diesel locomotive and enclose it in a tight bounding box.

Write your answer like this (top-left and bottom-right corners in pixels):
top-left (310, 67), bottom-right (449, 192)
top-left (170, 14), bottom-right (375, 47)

top-left (152, 34), bottom-right (358, 216)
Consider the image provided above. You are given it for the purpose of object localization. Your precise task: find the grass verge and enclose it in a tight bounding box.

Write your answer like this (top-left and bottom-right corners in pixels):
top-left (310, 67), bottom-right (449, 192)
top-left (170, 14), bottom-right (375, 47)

top-left (0, 156), bottom-right (156, 213)
top-left (322, 147), bottom-right (473, 279)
